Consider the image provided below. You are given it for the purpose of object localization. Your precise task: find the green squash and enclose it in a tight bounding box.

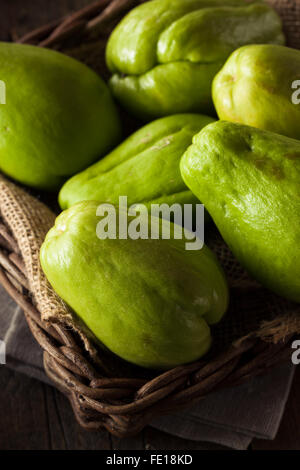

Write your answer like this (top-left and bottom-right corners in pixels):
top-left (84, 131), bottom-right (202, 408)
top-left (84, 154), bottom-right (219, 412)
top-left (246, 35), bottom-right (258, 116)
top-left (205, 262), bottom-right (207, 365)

top-left (181, 121), bottom-right (300, 303)
top-left (0, 42), bottom-right (121, 190)
top-left (40, 201), bottom-right (229, 369)
top-left (59, 114), bottom-right (214, 210)
top-left (213, 44), bottom-right (300, 140)
top-left (106, 0), bottom-right (284, 120)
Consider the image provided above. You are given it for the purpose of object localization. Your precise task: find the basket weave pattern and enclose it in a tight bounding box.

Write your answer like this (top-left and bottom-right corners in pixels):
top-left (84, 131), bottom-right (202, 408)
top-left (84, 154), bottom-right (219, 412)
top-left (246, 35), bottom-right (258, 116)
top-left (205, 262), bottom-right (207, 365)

top-left (0, 0), bottom-right (299, 437)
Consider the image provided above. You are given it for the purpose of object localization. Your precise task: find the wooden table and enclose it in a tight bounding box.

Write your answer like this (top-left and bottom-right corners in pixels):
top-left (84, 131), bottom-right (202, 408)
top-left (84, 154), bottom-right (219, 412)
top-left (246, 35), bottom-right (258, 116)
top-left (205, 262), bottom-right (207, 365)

top-left (0, 365), bottom-right (299, 450)
top-left (0, 0), bottom-right (299, 450)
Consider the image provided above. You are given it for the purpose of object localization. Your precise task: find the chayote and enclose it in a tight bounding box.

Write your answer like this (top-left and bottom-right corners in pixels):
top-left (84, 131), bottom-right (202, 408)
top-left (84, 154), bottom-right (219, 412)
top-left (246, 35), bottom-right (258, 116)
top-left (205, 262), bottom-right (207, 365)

top-left (40, 201), bottom-right (229, 369)
top-left (0, 42), bottom-right (121, 190)
top-left (59, 114), bottom-right (214, 211)
top-left (180, 121), bottom-right (300, 303)
top-left (106, 0), bottom-right (284, 120)
top-left (213, 44), bottom-right (300, 140)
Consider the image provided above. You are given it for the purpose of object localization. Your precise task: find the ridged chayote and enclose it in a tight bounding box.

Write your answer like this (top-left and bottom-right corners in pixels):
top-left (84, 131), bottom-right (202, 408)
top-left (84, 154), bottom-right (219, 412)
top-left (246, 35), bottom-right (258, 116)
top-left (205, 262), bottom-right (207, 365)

top-left (180, 121), bottom-right (300, 303)
top-left (213, 44), bottom-right (300, 140)
top-left (40, 201), bottom-right (229, 369)
top-left (59, 114), bottom-right (214, 210)
top-left (106, 0), bottom-right (284, 120)
top-left (0, 42), bottom-right (121, 190)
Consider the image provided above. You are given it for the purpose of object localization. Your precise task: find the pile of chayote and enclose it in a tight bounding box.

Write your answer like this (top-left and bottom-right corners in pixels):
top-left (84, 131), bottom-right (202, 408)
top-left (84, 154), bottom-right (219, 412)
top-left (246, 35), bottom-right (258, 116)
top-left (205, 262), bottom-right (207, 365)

top-left (1, 0), bottom-right (299, 369)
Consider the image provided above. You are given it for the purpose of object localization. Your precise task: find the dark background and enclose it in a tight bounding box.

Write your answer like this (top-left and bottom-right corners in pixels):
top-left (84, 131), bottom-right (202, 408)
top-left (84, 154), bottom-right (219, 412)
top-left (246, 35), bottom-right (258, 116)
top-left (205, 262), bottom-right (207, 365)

top-left (0, 0), bottom-right (299, 450)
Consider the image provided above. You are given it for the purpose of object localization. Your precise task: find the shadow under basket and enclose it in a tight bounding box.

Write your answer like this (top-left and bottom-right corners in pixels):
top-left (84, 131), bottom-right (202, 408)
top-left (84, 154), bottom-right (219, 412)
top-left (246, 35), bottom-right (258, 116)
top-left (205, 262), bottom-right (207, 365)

top-left (0, 0), bottom-right (299, 438)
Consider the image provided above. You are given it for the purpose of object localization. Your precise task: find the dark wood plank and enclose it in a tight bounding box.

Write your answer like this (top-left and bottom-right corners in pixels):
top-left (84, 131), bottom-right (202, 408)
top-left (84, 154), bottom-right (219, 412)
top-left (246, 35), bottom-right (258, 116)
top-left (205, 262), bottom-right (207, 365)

top-left (252, 366), bottom-right (300, 450)
top-left (0, 366), bottom-right (113, 450)
top-left (0, 366), bottom-right (54, 449)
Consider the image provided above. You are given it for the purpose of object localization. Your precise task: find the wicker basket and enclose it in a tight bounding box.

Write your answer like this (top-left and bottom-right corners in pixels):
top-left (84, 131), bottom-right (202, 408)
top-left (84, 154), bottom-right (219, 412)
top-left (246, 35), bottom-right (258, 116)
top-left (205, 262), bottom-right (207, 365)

top-left (0, 0), bottom-right (299, 438)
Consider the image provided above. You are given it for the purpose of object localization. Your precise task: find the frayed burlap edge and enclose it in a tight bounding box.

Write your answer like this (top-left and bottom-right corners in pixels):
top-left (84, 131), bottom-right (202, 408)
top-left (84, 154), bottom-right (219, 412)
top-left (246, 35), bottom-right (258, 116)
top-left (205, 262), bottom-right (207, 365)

top-left (234, 312), bottom-right (300, 348)
top-left (0, 174), bottom-right (98, 358)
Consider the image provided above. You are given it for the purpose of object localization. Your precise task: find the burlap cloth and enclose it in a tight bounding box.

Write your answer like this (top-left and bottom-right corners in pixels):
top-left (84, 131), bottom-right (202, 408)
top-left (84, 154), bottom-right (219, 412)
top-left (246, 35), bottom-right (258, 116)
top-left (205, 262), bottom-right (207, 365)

top-left (0, 174), bottom-right (299, 359)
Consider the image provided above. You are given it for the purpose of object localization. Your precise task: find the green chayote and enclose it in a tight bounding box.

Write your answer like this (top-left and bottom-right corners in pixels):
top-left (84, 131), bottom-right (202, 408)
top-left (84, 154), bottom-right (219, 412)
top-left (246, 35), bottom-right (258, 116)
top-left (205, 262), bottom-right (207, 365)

top-left (40, 201), bottom-right (229, 369)
top-left (106, 0), bottom-right (284, 120)
top-left (0, 42), bottom-right (121, 190)
top-left (213, 44), bottom-right (300, 140)
top-left (59, 114), bottom-right (214, 211)
top-left (181, 121), bottom-right (300, 303)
